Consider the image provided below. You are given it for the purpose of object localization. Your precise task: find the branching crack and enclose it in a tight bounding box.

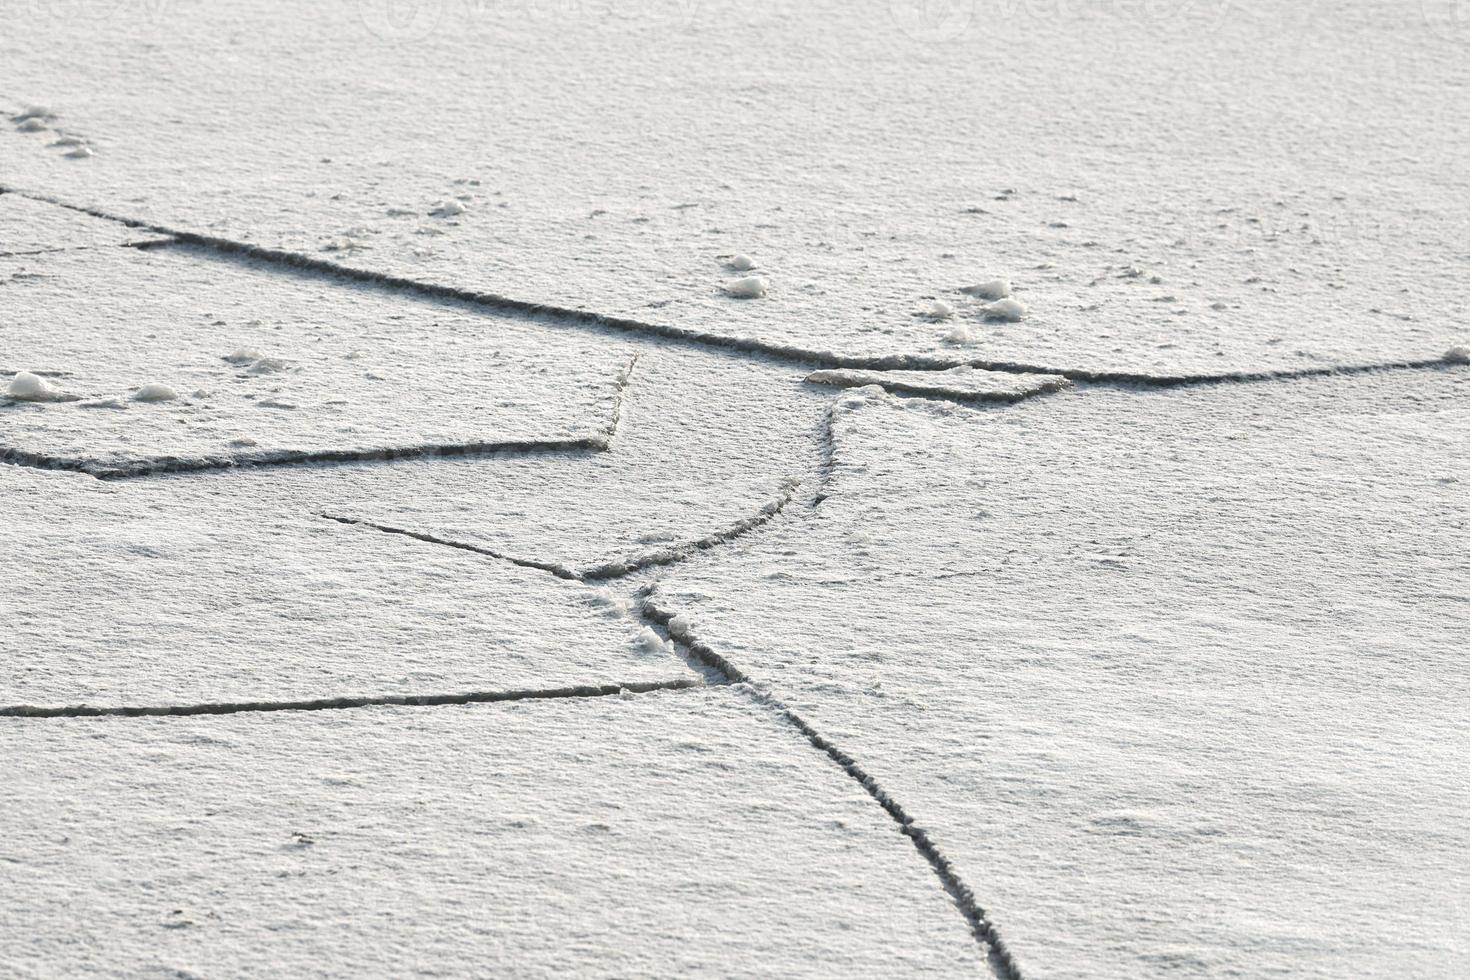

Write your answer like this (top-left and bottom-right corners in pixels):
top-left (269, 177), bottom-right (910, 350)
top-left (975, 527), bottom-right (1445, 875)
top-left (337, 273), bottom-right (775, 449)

top-left (0, 677), bottom-right (705, 718)
top-left (323, 479), bottom-right (799, 584)
top-left (637, 592), bottom-right (1024, 980)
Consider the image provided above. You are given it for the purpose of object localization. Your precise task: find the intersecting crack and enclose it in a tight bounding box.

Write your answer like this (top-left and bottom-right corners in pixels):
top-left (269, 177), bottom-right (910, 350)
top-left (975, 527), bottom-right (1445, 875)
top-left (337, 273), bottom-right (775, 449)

top-left (0, 677), bottom-right (705, 718)
top-left (636, 593), bottom-right (1024, 980)
top-left (1, 186), bottom-right (1459, 386)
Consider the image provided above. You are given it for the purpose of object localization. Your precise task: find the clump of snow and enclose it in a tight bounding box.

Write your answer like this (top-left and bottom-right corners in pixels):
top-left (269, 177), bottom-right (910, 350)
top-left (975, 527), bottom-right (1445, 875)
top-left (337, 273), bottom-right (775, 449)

top-left (922, 300), bottom-right (955, 320)
top-left (13, 105), bottom-right (52, 122)
top-left (48, 135), bottom-right (85, 148)
top-left (982, 298), bottom-right (1028, 322)
top-left (16, 118), bottom-right (47, 133)
top-left (961, 278), bottom-right (1011, 300)
top-left (725, 254), bottom-right (758, 271)
top-left (667, 613), bottom-right (691, 638)
top-left (1445, 346), bottom-right (1470, 364)
top-left (224, 348), bottom-right (263, 365)
top-left (589, 587), bottom-right (631, 618)
top-left (945, 324), bottom-right (977, 345)
top-left (133, 383), bottom-right (179, 403)
top-left (63, 145), bottom-right (94, 159)
top-left (430, 199), bottom-right (467, 217)
top-left (5, 371), bottom-right (75, 403)
top-left (635, 627), bottom-right (673, 656)
top-left (246, 357), bottom-right (289, 375)
top-left (725, 276), bottom-right (768, 299)
top-left (229, 436), bottom-right (258, 447)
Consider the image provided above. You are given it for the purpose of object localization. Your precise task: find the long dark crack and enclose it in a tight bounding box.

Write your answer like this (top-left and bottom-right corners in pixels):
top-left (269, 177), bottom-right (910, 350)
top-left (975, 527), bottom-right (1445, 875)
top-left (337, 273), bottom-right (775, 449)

top-left (0, 677), bottom-right (704, 718)
top-left (0, 186), bottom-right (1458, 387)
top-left (323, 479), bottom-right (799, 584)
top-left (0, 437), bottom-right (604, 481)
top-left (636, 593), bottom-right (1023, 980)
top-left (0, 353), bottom-right (638, 480)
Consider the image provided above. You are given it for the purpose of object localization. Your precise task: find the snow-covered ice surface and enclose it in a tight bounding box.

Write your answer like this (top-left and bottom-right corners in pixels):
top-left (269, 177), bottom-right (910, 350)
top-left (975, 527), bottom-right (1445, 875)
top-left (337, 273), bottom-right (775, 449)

top-left (1, 463), bottom-right (694, 711)
top-left (5, 2), bottom-right (1470, 975)
top-left (158, 346), bottom-right (825, 580)
top-left (0, 246), bottom-right (630, 476)
top-left (0, 690), bottom-right (983, 976)
top-left (653, 372), bottom-right (1470, 978)
top-left (3, 3), bottom-right (1470, 378)
top-left (0, 192), bottom-right (169, 254)
top-left (806, 366), bottom-right (1068, 403)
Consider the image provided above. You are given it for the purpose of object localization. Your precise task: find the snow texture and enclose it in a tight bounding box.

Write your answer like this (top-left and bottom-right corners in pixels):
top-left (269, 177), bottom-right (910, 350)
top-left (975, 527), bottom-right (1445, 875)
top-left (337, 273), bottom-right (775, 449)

top-left (2, 2), bottom-right (1468, 378)
top-left (654, 370), bottom-right (1470, 978)
top-left (0, 192), bottom-right (169, 254)
top-left (0, 464), bottom-right (693, 711)
top-left (805, 366), bottom-right (1068, 403)
top-left (0, 247), bottom-right (630, 476)
top-left (0, 690), bottom-right (983, 976)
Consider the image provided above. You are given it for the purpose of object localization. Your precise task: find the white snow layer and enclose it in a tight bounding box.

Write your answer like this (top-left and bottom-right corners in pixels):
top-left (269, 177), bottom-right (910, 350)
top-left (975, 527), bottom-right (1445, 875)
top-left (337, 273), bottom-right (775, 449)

top-left (3, 2), bottom-right (1467, 377)
top-left (805, 365), bottom-right (1068, 403)
top-left (654, 369), bottom-right (1470, 978)
top-left (0, 691), bottom-right (982, 976)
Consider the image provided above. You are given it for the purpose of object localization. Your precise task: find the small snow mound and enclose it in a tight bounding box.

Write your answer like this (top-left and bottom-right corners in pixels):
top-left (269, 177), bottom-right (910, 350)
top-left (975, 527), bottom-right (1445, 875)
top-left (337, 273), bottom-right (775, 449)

top-left (246, 357), bottom-right (289, 375)
top-left (724, 276), bottom-right (768, 299)
top-left (725, 254), bottom-right (758, 271)
top-left (960, 278), bottom-right (1011, 300)
top-left (13, 106), bottom-right (52, 122)
top-left (224, 348), bottom-right (263, 365)
top-left (1445, 346), bottom-right (1470, 365)
top-left (133, 383), bottom-right (179, 403)
top-left (5, 371), bottom-right (74, 403)
top-left (635, 627), bottom-right (672, 656)
top-left (944, 324), bottom-right (977, 345)
top-left (982, 298), bottom-right (1028, 322)
top-left (48, 135), bottom-right (85, 148)
top-left (589, 587), bottom-right (631, 617)
top-left (667, 614), bottom-right (691, 638)
top-left (229, 436), bottom-right (259, 447)
top-left (430, 199), bottom-right (467, 217)
top-left (63, 145), bottom-right (94, 159)
top-left (16, 118), bottom-right (47, 133)
top-left (922, 300), bottom-right (955, 320)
